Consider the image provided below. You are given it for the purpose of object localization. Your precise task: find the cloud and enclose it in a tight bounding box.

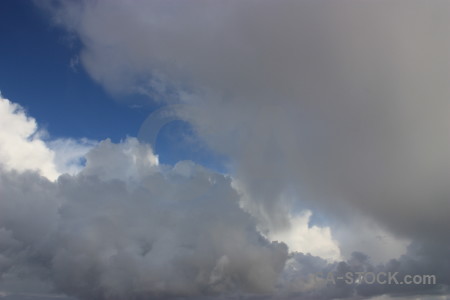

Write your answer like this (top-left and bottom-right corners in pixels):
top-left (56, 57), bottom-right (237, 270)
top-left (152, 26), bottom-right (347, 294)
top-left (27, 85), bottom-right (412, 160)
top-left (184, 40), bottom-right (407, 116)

top-left (280, 250), bottom-right (450, 299)
top-left (267, 210), bottom-right (341, 262)
top-left (48, 138), bottom-right (97, 176)
top-left (0, 96), bottom-right (96, 180)
top-left (0, 96), bottom-right (59, 180)
top-left (0, 139), bottom-right (289, 299)
top-left (2, 134), bottom-right (447, 300)
top-left (21, 0), bottom-right (450, 298)
top-left (37, 0), bottom-right (450, 237)
top-left (0, 96), bottom-right (365, 300)
top-left (1, 96), bottom-right (448, 300)
top-left (0, 95), bottom-right (290, 299)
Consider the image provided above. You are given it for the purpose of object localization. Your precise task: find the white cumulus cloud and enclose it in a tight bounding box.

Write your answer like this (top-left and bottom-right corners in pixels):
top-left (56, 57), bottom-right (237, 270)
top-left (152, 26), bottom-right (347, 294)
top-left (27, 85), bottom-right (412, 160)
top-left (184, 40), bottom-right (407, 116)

top-left (0, 95), bottom-right (96, 181)
top-left (0, 96), bottom-right (59, 180)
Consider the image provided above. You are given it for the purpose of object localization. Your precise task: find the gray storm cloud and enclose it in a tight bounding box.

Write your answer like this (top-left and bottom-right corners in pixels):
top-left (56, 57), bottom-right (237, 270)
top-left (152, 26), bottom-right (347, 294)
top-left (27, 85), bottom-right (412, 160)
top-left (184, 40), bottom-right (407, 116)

top-left (7, 0), bottom-right (450, 298)
top-left (0, 138), bottom-right (289, 299)
top-left (0, 128), bottom-right (448, 300)
top-left (0, 96), bottom-right (449, 299)
top-left (37, 0), bottom-right (450, 237)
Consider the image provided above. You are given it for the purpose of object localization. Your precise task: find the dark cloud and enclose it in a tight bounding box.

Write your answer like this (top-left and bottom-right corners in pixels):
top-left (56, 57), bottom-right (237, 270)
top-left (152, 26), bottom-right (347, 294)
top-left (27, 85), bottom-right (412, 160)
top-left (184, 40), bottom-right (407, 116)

top-left (0, 135), bottom-right (447, 300)
top-left (0, 139), bottom-right (289, 299)
top-left (279, 248), bottom-right (450, 300)
top-left (36, 0), bottom-right (450, 238)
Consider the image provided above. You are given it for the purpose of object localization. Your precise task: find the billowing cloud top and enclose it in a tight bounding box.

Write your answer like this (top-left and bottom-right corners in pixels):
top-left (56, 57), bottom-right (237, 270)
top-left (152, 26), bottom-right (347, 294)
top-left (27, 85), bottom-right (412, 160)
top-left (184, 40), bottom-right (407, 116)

top-left (0, 96), bottom-right (290, 299)
top-left (0, 82), bottom-right (448, 300)
top-left (0, 97), bottom-right (59, 180)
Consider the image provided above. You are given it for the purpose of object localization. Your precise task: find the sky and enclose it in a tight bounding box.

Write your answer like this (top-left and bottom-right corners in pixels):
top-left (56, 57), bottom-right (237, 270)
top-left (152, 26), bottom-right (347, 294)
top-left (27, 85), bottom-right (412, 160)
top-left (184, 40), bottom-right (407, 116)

top-left (0, 1), bottom-right (449, 300)
top-left (0, 0), bottom-right (225, 169)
